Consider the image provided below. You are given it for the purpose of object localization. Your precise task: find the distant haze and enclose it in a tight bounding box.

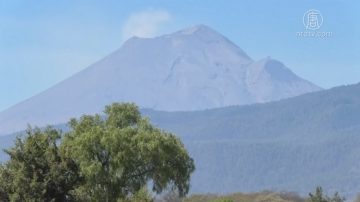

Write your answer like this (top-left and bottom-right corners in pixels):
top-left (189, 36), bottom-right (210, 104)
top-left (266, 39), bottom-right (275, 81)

top-left (0, 25), bottom-right (321, 135)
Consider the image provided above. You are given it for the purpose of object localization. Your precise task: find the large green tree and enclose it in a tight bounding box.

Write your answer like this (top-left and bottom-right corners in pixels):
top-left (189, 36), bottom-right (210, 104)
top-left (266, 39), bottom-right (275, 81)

top-left (0, 103), bottom-right (195, 201)
top-left (1, 127), bottom-right (82, 202)
top-left (62, 103), bottom-right (195, 201)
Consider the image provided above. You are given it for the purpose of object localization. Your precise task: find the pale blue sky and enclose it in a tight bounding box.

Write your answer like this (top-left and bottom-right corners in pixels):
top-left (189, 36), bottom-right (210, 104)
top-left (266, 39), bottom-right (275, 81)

top-left (1, 0), bottom-right (359, 111)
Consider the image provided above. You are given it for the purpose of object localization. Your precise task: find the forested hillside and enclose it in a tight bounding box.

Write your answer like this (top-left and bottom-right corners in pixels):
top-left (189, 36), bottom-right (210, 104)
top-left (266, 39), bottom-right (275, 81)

top-left (1, 83), bottom-right (360, 196)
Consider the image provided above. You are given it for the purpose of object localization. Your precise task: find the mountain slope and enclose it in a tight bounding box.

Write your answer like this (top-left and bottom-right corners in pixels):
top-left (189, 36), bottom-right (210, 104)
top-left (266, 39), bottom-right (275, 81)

top-left (144, 83), bottom-right (360, 142)
top-left (142, 83), bottom-right (360, 196)
top-left (0, 25), bottom-right (320, 135)
top-left (1, 83), bottom-right (359, 196)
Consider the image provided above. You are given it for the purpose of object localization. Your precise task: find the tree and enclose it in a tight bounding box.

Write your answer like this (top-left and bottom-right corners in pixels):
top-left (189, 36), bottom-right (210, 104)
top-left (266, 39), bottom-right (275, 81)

top-left (0, 165), bottom-right (10, 202)
top-left (62, 103), bottom-right (195, 201)
top-left (307, 187), bottom-right (345, 202)
top-left (308, 187), bottom-right (327, 202)
top-left (1, 127), bottom-right (83, 202)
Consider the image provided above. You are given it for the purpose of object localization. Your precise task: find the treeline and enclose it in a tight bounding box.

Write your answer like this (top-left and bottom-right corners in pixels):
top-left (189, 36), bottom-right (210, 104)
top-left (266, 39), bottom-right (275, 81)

top-left (0, 103), bottom-right (195, 202)
top-left (156, 187), bottom-right (348, 202)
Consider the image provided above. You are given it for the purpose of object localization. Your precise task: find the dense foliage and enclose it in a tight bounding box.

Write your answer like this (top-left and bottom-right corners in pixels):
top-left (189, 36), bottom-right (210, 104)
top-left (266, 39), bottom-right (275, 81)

top-left (0, 127), bottom-right (82, 201)
top-left (0, 103), bottom-right (195, 202)
top-left (62, 103), bottom-right (195, 201)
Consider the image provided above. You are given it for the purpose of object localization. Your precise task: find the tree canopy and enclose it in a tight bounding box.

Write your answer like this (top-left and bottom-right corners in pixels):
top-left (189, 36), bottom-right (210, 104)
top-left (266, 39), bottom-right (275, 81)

top-left (0, 127), bottom-right (82, 201)
top-left (0, 103), bottom-right (195, 202)
top-left (63, 103), bottom-right (195, 201)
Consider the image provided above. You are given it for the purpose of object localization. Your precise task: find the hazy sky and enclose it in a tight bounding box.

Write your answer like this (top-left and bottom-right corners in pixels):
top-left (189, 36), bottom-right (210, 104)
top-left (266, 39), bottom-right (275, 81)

top-left (1, 0), bottom-right (359, 111)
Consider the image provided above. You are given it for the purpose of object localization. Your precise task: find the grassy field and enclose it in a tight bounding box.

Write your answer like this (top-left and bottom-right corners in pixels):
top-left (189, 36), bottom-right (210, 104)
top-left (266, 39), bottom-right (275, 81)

top-left (184, 192), bottom-right (305, 202)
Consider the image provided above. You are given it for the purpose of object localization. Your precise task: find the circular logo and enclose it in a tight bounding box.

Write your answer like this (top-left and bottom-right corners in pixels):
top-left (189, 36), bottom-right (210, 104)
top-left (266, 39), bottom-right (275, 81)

top-left (303, 9), bottom-right (323, 30)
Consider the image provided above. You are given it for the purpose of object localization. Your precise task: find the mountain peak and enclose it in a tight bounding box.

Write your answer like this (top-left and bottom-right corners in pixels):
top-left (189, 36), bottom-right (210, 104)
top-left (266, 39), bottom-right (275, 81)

top-left (0, 25), bottom-right (321, 135)
top-left (175, 24), bottom-right (215, 35)
top-left (167, 24), bottom-right (233, 43)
